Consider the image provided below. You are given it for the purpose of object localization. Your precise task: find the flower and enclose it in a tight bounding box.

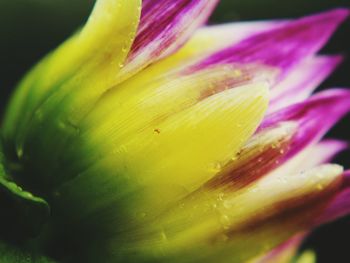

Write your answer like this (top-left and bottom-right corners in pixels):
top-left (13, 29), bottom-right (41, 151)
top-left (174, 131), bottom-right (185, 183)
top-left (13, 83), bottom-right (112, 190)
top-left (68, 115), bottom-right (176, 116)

top-left (0, 0), bottom-right (350, 262)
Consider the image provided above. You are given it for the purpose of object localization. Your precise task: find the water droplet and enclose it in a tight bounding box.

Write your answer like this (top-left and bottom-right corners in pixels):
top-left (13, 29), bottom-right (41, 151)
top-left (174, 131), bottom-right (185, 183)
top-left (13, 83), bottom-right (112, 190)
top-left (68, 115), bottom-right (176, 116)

top-left (233, 70), bottom-right (242, 77)
top-left (217, 193), bottom-right (225, 201)
top-left (160, 230), bottom-right (168, 241)
top-left (223, 200), bottom-right (231, 209)
top-left (220, 214), bottom-right (230, 230)
top-left (250, 186), bottom-right (259, 193)
top-left (317, 183), bottom-right (324, 190)
top-left (122, 44), bottom-right (128, 53)
top-left (113, 145), bottom-right (128, 155)
top-left (210, 162), bottom-right (222, 173)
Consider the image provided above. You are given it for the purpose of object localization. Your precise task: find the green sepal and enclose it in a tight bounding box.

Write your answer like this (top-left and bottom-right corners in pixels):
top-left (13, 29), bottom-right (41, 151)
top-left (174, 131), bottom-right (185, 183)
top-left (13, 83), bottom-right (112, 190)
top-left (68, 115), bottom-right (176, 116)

top-left (0, 159), bottom-right (50, 239)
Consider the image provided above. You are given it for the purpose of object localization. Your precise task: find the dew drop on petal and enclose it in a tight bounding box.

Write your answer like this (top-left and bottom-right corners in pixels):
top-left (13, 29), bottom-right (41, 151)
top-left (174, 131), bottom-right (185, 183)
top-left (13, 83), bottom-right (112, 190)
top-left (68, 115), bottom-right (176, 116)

top-left (160, 230), bottom-right (168, 241)
top-left (220, 214), bottom-right (231, 230)
top-left (209, 162), bottom-right (222, 173)
top-left (317, 183), bottom-right (324, 191)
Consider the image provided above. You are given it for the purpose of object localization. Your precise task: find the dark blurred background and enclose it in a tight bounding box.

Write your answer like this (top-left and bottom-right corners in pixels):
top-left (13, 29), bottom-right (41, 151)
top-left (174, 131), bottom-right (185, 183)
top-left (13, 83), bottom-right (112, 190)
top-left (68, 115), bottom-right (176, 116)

top-left (0, 0), bottom-right (349, 262)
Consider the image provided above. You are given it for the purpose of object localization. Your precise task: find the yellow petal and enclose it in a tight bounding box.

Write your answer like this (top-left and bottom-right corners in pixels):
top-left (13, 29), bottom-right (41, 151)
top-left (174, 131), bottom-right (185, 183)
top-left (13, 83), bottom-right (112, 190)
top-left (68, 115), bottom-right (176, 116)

top-left (140, 165), bottom-right (342, 263)
top-left (62, 65), bottom-right (273, 177)
top-left (223, 164), bottom-right (343, 227)
top-left (105, 22), bottom-right (280, 101)
top-left (2, 0), bottom-right (141, 151)
top-left (205, 121), bottom-right (297, 191)
top-left (94, 82), bottom-right (269, 193)
top-left (51, 83), bottom-right (269, 236)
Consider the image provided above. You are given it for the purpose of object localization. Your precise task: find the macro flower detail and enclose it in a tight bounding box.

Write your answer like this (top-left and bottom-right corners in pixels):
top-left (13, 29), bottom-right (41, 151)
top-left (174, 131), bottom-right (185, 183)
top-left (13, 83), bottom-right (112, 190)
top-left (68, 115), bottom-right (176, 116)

top-left (0, 0), bottom-right (349, 262)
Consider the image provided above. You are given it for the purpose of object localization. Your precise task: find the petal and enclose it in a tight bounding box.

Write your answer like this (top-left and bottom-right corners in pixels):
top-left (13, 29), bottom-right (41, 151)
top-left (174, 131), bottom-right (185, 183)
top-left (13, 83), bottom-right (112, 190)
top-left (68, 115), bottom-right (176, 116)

top-left (206, 104), bottom-right (348, 192)
top-left (123, 84), bottom-right (268, 192)
top-left (2, 0), bottom-right (142, 157)
top-left (312, 171), bottom-right (350, 225)
top-left (106, 21), bottom-right (285, 99)
top-left (5, 0), bottom-right (220, 170)
top-left (124, 0), bottom-right (220, 76)
top-left (260, 89), bottom-right (350, 157)
top-left (269, 55), bottom-right (343, 113)
top-left (205, 122), bottom-right (297, 191)
top-left (249, 233), bottom-right (306, 263)
top-left (51, 83), bottom-right (270, 237)
top-left (161, 20), bottom-right (287, 68)
top-left (192, 9), bottom-right (349, 79)
top-left (221, 164), bottom-right (342, 229)
top-left (141, 164), bottom-right (343, 263)
top-left (71, 21), bottom-right (290, 158)
top-left (311, 139), bottom-right (348, 163)
top-left (217, 164), bottom-right (341, 261)
top-left (192, 21), bottom-right (287, 55)
top-left (239, 138), bottom-right (346, 192)
top-left (63, 64), bottom-right (274, 178)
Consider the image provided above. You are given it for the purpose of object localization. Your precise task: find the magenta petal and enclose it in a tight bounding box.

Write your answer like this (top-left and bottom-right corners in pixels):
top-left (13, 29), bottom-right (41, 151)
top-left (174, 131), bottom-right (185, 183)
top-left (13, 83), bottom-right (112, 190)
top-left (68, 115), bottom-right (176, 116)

top-left (269, 55), bottom-right (343, 113)
top-left (193, 9), bottom-right (349, 78)
top-left (198, 20), bottom-right (288, 47)
top-left (205, 89), bottom-right (349, 192)
top-left (315, 139), bottom-right (348, 163)
top-left (127, 0), bottom-right (219, 70)
top-left (260, 89), bottom-right (350, 157)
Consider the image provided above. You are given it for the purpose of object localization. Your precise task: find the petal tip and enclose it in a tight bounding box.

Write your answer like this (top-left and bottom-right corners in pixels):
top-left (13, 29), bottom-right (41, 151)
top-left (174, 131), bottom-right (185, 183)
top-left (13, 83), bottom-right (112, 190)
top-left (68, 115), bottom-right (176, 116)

top-left (327, 139), bottom-right (349, 153)
top-left (314, 8), bottom-right (350, 26)
top-left (329, 7), bottom-right (350, 21)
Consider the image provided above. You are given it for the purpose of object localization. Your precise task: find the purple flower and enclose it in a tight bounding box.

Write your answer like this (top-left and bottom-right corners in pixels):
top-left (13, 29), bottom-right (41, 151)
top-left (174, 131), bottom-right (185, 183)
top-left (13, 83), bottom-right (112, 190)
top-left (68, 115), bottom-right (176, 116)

top-left (1, 1), bottom-right (349, 262)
